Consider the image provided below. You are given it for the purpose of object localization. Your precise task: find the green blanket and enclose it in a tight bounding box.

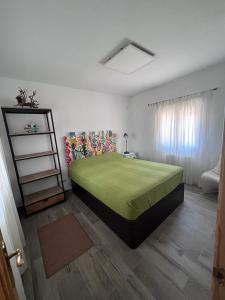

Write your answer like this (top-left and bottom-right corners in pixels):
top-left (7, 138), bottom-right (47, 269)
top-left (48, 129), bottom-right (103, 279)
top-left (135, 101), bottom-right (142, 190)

top-left (69, 153), bottom-right (183, 220)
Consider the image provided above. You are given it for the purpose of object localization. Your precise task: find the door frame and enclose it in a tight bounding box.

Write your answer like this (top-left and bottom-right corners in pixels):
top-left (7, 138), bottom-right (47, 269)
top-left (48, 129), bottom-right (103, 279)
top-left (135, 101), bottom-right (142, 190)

top-left (0, 229), bottom-right (19, 300)
top-left (212, 124), bottom-right (225, 299)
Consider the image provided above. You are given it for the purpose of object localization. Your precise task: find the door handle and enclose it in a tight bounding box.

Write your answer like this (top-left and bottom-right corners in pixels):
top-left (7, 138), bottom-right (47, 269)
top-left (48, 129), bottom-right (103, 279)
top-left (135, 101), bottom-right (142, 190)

top-left (8, 249), bottom-right (25, 267)
top-left (1, 241), bottom-right (25, 267)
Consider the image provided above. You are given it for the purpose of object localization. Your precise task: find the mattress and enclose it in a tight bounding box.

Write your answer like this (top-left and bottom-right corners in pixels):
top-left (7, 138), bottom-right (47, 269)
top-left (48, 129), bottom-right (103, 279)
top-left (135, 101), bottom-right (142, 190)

top-left (68, 152), bottom-right (183, 220)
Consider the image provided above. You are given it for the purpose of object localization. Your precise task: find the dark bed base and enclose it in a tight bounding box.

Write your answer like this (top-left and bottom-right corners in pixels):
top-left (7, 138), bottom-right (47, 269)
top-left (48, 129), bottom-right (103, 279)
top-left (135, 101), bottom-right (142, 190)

top-left (72, 181), bottom-right (184, 249)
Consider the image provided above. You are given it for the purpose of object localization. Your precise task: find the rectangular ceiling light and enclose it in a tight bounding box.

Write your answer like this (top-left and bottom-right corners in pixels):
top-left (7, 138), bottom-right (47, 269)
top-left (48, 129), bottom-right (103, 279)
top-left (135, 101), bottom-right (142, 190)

top-left (103, 42), bottom-right (155, 74)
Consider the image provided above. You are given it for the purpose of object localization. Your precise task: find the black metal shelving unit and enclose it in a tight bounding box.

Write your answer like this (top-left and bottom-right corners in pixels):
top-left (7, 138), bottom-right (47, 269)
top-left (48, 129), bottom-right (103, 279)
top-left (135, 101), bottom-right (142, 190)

top-left (1, 106), bottom-right (65, 215)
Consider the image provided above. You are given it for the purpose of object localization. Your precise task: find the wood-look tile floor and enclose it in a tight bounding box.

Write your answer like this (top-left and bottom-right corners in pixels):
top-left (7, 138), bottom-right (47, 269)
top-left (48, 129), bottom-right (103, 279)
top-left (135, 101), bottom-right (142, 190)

top-left (21, 185), bottom-right (217, 300)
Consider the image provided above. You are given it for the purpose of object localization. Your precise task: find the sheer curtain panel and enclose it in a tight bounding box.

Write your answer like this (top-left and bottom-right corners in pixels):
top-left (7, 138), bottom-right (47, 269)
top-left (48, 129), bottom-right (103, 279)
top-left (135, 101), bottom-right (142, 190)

top-left (149, 91), bottom-right (219, 184)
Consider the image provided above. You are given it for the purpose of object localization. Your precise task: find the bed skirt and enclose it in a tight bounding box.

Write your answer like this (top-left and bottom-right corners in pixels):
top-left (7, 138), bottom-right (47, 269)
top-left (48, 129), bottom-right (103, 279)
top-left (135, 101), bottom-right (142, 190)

top-left (71, 181), bottom-right (184, 248)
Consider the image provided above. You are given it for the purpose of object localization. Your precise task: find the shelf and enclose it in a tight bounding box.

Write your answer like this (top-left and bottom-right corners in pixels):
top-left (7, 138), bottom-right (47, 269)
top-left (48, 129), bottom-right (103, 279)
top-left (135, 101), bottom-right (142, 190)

top-left (25, 193), bottom-right (64, 215)
top-left (1, 104), bottom-right (65, 216)
top-left (24, 186), bottom-right (63, 206)
top-left (19, 168), bottom-right (60, 184)
top-left (9, 131), bottom-right (54, 137)
top-left (1, 107), bottom-right (52, 114)
top-left (15, 150), bottom-right (57, 161)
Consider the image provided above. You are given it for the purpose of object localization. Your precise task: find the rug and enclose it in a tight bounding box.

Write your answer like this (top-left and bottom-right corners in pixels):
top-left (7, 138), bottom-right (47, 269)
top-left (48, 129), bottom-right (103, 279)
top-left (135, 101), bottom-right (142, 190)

top-left (38, 213), bottom-right (94, 278)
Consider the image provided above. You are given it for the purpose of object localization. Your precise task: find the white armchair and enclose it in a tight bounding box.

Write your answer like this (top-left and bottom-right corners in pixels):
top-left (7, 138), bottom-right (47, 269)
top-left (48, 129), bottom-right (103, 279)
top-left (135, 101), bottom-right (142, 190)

top-left (200, 159), bottom-right (221, 193)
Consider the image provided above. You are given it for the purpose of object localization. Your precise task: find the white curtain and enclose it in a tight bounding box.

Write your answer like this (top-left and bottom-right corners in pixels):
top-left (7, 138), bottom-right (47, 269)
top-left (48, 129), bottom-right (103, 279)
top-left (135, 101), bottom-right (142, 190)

top-left (149, 91), bottom-right (220, 184)
top-left (0, 137), bottom-right (26, 300)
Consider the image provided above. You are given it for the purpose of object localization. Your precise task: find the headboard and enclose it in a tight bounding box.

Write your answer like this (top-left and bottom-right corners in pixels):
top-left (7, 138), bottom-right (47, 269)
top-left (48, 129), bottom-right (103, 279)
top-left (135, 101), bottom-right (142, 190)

top-left (64, 130), bottom-right (117, 166)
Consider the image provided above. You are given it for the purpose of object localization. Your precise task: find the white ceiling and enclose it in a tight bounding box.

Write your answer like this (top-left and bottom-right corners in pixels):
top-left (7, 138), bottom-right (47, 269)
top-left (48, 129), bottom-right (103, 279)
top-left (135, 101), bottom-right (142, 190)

top-left (0, 0), bottom-right (225, 96)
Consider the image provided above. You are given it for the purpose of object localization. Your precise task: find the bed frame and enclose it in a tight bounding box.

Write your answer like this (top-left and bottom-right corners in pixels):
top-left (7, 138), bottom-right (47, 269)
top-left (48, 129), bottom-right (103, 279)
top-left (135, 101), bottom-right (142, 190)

top-left (71, 181), bottom-right (184, 248)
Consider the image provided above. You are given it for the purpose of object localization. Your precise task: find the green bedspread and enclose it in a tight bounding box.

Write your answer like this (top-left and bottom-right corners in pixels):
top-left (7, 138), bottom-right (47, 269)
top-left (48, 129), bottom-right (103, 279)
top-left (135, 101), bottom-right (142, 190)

top-left (68, 153), bottom-right (183, 220)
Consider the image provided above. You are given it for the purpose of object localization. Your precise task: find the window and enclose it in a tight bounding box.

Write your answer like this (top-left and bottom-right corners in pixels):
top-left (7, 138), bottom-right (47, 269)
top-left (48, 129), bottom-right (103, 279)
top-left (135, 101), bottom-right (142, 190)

top-left (156, 97), bottom-right (203, 155)
top-left (150, 90), bottom-right (217, 185)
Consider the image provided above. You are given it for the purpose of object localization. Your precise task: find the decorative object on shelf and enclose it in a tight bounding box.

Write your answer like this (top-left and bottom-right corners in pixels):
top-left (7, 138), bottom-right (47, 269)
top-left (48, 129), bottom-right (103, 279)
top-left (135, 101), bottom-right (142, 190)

top-left (24, 122), bottom-right (40, 134)
top-left (123, 152), bottom-right (136, 159)
top-left (16, 88), bottom-right (39, 108)
top-left (123, 132), bottom-right (129, 154)
top-left (64, 130), bottom-right (117, 166)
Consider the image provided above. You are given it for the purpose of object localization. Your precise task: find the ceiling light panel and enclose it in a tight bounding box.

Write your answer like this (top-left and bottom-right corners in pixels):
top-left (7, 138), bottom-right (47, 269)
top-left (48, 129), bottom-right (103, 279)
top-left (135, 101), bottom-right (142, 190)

top-left (103, 43), bottom-right (155, 74)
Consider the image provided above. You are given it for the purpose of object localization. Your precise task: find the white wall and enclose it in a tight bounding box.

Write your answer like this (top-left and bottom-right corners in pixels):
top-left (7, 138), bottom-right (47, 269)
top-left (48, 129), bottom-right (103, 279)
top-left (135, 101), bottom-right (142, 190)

top-left (0, 77), bottom-right (129, 206)
top-left (128, 61), bottom-right (225, 162)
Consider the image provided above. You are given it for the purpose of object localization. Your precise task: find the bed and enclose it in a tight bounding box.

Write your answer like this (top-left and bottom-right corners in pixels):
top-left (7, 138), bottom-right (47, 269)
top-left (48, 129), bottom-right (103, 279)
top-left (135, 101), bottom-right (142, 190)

top-left (68, 150), bottom-right (184, 248)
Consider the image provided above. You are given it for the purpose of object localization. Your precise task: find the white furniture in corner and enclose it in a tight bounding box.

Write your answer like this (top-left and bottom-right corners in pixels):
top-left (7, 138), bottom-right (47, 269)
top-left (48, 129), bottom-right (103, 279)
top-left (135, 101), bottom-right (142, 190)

top-left (200, 159), bottom-right (221, 193)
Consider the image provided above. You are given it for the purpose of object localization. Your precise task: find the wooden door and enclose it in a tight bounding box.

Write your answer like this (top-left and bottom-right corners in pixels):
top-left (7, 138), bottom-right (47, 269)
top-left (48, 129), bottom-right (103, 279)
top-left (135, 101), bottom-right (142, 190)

top-left (212, 126), bottom-right (225, 299)
top-left (0, 229), bottom-right (19, 300)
